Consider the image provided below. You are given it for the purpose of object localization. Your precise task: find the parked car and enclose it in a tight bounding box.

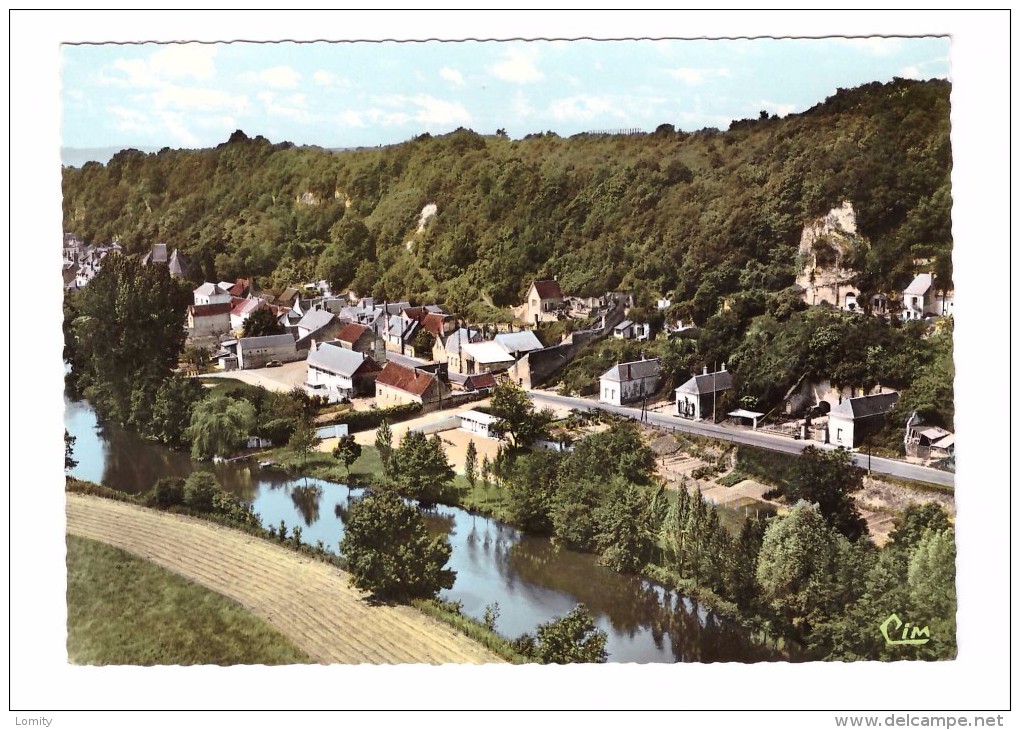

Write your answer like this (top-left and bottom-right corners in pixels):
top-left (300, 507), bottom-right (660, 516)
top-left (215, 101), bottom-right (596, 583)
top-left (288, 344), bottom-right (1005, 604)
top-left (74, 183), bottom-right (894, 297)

top-left (265, 360), bottom-right (283, 368)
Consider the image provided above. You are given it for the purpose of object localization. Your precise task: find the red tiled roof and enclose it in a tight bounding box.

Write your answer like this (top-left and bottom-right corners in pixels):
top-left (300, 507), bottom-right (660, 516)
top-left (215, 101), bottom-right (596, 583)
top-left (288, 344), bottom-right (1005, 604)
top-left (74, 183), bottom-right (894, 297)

top-left (421, 312), bottom-right (449, 338)
top-left (338, 323), bottom-right (370, 344)
top-left (189, 303), bottom-right (232, 317)
top-left (401, 306), bottom-right (427, 322)
top-left (532, 279), bottom-right (563, 300)
top-left (376, 362), bottom-right (438, 397)
top-left (228, 278), bottom-right (252, 297)
top-left (464, 372), bottom-right (497, 390)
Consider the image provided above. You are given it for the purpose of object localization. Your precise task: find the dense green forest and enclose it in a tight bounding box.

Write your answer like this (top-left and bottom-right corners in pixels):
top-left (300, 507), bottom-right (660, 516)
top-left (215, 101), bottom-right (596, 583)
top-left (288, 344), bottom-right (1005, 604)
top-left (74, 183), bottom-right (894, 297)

top-left (62, 79), bottom-right (952, 321)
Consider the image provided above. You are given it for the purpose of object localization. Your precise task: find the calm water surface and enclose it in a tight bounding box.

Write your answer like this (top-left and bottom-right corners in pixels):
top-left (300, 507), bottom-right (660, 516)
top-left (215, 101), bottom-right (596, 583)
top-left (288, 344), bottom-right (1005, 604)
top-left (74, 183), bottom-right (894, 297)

top-left (65, 396), bottom-right (791, 663)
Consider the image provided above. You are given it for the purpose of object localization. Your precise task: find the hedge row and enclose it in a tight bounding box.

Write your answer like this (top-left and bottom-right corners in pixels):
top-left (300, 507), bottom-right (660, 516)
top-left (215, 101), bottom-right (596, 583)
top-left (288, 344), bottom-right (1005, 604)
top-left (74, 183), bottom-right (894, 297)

top-left (326, 403), bottom-right (423, 432)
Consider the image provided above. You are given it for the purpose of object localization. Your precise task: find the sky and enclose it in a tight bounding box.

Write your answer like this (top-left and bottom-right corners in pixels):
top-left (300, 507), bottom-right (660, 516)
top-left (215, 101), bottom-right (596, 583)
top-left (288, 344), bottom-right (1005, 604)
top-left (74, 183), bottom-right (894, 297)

top-left (60, 36), bottom-right (950, 154)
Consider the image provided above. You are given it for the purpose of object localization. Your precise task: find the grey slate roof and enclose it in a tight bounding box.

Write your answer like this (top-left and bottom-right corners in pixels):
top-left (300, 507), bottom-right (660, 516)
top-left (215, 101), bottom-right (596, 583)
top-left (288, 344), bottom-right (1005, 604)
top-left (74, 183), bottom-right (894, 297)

top-left (238, 333), bottom-right (297, 349)
top-left (385, 352), bottom-right (429, 369)
top-left (676, 370), bottom-right (733, 395)
top-left (194, 282), bottom-right (227, 297)
top-left (615, 319), bottom-right (633, 331)
top-left (829, 392), bottom-right (899, 420)
top-left (493, 330), bottom-right (544, 355)
top-left (601, 358), bottom-right (661, 382)
top-left (903, 274), bottom-right (934, 296)
top-left (307, 344), bottom-right (378, 376)
top-left (297, 309), bottom-right (336, 332)
top-left (444, 328), bottom-right (481, 355)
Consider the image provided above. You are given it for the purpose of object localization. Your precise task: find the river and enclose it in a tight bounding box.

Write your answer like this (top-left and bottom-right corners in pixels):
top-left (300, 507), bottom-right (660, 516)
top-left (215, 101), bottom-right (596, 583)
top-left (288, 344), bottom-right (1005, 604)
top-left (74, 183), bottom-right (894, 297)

top-left (65, 396), bottom-right (791, 663)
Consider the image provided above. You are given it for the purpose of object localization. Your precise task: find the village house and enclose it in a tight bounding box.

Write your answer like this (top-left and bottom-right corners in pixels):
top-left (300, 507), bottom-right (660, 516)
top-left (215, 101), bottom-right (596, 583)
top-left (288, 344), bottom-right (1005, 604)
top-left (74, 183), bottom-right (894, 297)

top-left (141, 243), bottom-right (194, 279)
top-left (374, 361), bottom-right (451, 409)
top-left (434, 327), bottom-right (482, 373)
top-left (827, 391), bottom-right (900, 449)
top-left (234, 333), bottom-right (300, 370)
top-left (335, 323), bottom-right (381, 356)
top-left (493, 330), bottom-right (544, 358)
top-left (461, 340), bottom-right (517, 375)
top-left (230, 297), bottom-right (270, 331)
top-left (521, 279), bottom-right (565, 324)
top-left (459, 409), bottom-right (499, 440)
top-left (783, 376), bottom-right (892, 417)
top-left (187, 303), bottom-right (232, 339)
top-left (903, 411), bottom-right (954, 460)
top-left (305, 342), bottom-right (381, 402)
top-left (599, 358), bottom-right (661, 406)
top-left (614, 320), bottom-right (650, 341)
top-left (296, 309), bottom-right (341, 342)
top-left (900, 273), bottom-right (953, 321)
top-left (675, 366), bottom-right (734, 421)
top-left (193, 282), bottom-right (232, 307)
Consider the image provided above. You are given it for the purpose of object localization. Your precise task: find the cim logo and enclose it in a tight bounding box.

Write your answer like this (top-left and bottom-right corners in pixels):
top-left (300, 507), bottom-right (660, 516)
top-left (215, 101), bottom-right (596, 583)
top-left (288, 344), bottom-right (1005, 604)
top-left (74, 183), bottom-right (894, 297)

top-left (880, 613), bottom-right (931, 646)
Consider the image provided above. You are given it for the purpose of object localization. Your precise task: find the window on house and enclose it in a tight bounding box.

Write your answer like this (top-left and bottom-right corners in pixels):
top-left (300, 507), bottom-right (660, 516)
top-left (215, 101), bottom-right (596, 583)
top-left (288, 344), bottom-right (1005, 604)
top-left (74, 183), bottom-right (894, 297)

top-left (837, 428), bottom-right (843, 441)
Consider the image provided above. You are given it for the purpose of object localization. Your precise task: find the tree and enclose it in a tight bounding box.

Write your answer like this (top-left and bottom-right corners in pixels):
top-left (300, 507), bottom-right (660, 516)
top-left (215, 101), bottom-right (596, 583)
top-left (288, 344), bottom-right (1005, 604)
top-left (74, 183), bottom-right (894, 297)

top-left (149, 375), bottom-right (206, 448)
top-left (906, 528), bottom-right (956, 659)
top-left (64, 430), bottom-right (77, 470)
top-left (183, 472), bottom-right (219, 512)
top-left (488, 381), bottom-right (553, 450)
top-left (288, 421), bottom-right (321, 466)
top-left (755, 502), bottom-right (857, 643)
top-left (241, 306), bottom-right (284, 338)
top-left (505, 450), bottom-right (561, 534)
top-left (338, 489), bottom-right (456, 602)
top-left (64, 255), bottom-right (190, 427)
top-left (391, 431), bottom-right (455, 506)
top-left (782, 446), bottom-right (868, 541)
top-left (464, 440), bottom-right (478, 491)
top-left (186, 396), bottom-right (257, 460)
top-left (532, 604), bottom-right (608, 664)
top-left (332, 435), bottom-right (362, 481)
top-left (374, 420), bottom-right (394, 477)
top-left (888, 503), bottom-right (952, 552)
top-left (593, 477), bottom-right (656, 573)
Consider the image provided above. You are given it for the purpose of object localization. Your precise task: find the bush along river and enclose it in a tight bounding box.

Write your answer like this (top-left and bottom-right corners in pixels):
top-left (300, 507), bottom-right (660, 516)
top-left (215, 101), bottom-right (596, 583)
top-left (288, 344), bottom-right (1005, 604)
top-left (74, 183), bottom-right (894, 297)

top-left (65, 396), bottom-right (793, 663)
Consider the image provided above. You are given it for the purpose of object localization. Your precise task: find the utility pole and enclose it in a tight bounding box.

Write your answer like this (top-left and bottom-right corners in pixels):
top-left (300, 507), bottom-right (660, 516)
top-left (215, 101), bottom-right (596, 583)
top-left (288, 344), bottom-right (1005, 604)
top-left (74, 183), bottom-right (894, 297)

top-left (712, 362), bottom-right (717, 424)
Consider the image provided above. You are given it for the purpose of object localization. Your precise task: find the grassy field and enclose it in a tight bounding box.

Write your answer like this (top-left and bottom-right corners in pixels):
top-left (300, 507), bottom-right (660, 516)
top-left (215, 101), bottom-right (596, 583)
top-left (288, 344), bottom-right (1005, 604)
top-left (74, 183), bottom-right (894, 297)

top-left (66, 534), bottom-right (311, 665)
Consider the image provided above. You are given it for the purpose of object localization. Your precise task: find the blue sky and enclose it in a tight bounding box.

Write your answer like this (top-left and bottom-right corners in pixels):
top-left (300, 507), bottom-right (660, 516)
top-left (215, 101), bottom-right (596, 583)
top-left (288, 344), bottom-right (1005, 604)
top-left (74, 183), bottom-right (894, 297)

top-left (61, 36), bottom-right (949, 151)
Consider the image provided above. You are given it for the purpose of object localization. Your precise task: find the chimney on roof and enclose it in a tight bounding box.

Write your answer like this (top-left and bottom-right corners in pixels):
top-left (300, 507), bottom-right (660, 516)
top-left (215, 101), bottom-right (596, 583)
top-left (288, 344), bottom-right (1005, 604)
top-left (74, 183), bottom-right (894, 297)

top-left (721, 362), bottom-right (726, 371)
top-left (703, 365), bottom-right (709, 375)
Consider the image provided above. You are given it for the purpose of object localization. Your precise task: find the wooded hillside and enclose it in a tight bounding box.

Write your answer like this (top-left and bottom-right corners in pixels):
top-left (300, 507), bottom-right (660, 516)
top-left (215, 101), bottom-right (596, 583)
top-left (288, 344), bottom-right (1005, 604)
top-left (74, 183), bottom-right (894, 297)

top-left (62, 78), bottom-right (952, 323)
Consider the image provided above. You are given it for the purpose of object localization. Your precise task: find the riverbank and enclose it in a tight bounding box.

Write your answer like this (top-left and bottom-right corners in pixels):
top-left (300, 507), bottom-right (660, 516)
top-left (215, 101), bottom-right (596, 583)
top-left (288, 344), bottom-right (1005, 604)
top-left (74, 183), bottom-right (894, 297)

top-left (66, 492), bottom-right (503, 665)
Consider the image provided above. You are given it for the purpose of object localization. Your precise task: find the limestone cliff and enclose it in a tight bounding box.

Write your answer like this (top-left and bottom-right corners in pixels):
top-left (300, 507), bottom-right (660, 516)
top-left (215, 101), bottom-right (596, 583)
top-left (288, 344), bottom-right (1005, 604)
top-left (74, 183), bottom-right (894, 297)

top-left (795, 201), bottom-right (868, 309)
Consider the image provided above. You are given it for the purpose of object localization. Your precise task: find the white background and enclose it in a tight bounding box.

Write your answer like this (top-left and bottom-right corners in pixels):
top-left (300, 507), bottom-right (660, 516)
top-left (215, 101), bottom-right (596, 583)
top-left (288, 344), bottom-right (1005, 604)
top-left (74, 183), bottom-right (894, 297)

top-left (6, 8), bottom-right (1014, 727)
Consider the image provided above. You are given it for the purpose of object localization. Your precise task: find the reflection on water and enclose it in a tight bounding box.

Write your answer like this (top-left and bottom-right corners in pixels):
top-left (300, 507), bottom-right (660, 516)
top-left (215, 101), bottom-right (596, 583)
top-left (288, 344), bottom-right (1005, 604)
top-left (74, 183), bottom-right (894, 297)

top-left (65, 396), bottom-right (792, 663)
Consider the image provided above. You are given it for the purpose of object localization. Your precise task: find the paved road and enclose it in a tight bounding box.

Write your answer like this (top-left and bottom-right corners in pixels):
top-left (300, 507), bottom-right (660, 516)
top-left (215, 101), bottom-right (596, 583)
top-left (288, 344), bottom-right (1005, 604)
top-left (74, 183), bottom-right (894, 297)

top-left (528, 390), bottom-right (955, 489)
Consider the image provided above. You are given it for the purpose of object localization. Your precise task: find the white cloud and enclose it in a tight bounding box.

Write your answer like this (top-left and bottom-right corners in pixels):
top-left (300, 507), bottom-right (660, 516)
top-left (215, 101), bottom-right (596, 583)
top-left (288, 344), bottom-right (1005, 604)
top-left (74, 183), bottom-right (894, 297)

top-left (363, 94), bottom-right (472, 128)
top-left (257, 91), bottom-right (311, 121)
top-left (156, 111), bottom-right (200, 147)
top-left (842, 37), bottom-right (903, 57)
top-left (439, 67), bottom-right (464, 86)
top-left (313, 70), bottom-right (348, 88)
top-left (490, 47), bottom-right (544, 84)
top-left (102, 44), bottom-right (217, 87)
top-left (150, 44), bottom-right (216, 81)
top-left (666, 67), bottom-right (732, 85)
top-left (899, 65), bottom-right (922, 80)
top-left (548, 95), bottom-right (629, 124)
top-left (258, 66), bottom-right (300, 89)
top-left (512, 91), bottom-right (534, 119)
top-left (110, 106), bottom-right (149, 133)
top-left (150, 85), bottom-right (249, 115)
top-left (756, 99), bottom-right (797, 117)
top-left (338, 110), bottom-right (366, 128)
